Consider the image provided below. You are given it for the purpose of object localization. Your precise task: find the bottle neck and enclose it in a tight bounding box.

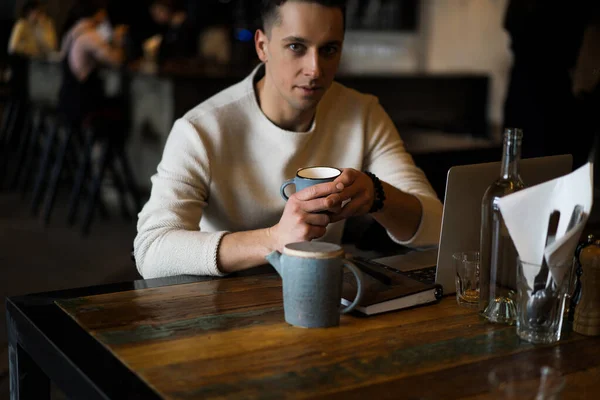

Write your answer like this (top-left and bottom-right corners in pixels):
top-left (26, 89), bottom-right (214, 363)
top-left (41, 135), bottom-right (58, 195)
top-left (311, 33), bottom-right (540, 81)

top-left (500, 128), bottom-right (523, 179)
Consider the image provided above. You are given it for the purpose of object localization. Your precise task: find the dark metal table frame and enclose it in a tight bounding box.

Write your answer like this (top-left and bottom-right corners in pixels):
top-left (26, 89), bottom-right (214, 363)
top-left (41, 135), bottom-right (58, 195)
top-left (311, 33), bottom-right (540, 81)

top-left (6, 275), bottom-right (213, 400)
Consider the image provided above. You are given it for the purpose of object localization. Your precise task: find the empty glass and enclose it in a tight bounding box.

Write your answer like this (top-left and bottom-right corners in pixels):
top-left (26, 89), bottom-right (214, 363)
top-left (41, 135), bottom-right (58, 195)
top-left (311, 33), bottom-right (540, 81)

top-left (488, 364), bottom-right (565, 399)
top-left (453, 251), bottom-right (480, 309)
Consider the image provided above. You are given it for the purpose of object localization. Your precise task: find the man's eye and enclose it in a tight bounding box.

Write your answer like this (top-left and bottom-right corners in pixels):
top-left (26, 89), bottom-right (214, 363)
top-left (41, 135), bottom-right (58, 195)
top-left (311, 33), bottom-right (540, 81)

top-left (288, 43), bottom-right (305, 52)
top-left (321, 46), bottom-right (339, 56)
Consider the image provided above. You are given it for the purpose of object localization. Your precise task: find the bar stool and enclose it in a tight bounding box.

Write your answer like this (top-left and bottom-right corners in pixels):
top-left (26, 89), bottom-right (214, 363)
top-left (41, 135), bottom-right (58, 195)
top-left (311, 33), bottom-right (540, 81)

top-left (0, 99), bottom-right (26, 183)
top-left (67, 109), bottom-right (143, 235)
top-left (29, 116), bottom-right (102, 222)
top-left (30, 116), bottom-right (114, 226)
top-left (6, 101), bottom-right (57, 191)
top-left (0, 60), bottom-right (15, 146)
top-left (30, 111), bottom-right (80, 220)
top-left (0, 55), bottom-right (30, 181)
top-left (0, 56), bottom-right (19, 154)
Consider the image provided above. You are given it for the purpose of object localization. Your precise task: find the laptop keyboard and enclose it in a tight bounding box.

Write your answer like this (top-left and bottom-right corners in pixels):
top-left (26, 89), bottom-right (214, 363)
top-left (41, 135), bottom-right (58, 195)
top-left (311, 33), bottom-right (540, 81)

top-left (401, 266), bottom-right (437, 284)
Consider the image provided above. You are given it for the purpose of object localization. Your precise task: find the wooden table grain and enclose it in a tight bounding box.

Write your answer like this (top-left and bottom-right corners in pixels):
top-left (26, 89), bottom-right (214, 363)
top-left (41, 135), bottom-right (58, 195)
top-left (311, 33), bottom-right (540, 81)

top-left (54, 273), bottom-right (600, 400)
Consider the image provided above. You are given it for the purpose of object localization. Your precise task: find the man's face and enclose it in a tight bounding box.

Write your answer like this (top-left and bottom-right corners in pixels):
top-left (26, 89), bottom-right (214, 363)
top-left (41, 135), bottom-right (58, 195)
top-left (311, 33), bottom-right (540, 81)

top-left (255, 2), bottom-right (344, 113)
top-left (27, 9), bottom-right (40, 24)
top-left (151, 4), bottom-right (172, 25)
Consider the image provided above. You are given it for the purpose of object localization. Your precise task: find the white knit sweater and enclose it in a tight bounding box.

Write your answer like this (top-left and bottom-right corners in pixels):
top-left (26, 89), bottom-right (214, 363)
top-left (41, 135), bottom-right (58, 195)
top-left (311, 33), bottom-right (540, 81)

top-left (134, 65), bottom-right (443, 278)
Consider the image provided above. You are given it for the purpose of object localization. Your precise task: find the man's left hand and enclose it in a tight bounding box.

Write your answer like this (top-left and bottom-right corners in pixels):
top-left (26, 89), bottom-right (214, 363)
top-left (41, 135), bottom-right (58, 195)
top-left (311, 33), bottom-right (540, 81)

top-left (329, 168), bottom-right (375, 222)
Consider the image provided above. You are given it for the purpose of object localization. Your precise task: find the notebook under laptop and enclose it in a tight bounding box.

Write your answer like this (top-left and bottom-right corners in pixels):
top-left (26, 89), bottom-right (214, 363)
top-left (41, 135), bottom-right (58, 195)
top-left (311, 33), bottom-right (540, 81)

top-left (373, 154), bottom-right (574, 295)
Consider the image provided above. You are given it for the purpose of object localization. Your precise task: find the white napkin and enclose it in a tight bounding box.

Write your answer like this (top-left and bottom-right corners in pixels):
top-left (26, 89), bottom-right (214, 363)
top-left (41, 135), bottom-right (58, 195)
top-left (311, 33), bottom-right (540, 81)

top-left (497, 162), bottom-right (594, 286)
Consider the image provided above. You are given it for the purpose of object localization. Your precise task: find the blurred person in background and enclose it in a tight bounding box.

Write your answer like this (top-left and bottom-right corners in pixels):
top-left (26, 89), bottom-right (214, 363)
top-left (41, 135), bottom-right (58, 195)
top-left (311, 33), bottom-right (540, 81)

top-left (59, 0), bottom-right (128, 126)
top-left (5, 1), bottom-right (57, 139)
top-left (127, 0), bottom-right (196, 63)
top-left (8, 0), bottom-right (57, 58)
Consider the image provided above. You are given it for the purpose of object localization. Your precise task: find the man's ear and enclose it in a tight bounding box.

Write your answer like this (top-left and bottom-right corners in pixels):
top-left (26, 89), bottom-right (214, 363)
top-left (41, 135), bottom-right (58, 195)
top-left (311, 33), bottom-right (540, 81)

top-left (255, 29), bottom-right (269, 62)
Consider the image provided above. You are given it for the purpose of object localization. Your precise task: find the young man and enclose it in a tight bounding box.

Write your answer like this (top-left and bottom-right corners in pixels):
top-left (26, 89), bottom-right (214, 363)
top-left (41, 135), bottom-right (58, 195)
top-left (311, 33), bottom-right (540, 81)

top-left (134, 0), bottom-right (443, 278)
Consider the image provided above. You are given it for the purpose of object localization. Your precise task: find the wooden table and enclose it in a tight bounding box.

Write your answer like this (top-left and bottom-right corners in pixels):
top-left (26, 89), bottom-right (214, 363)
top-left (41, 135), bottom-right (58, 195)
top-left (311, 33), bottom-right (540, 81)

top-left (6, 271), bottom-right (600, 399)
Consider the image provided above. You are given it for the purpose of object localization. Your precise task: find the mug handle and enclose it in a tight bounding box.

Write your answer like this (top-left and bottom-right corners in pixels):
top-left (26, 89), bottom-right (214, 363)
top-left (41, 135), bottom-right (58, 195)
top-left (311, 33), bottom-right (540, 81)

top-left (340, 260), bottom-right (364, 314)
top-left (280, 179), bottom-right (295, 201)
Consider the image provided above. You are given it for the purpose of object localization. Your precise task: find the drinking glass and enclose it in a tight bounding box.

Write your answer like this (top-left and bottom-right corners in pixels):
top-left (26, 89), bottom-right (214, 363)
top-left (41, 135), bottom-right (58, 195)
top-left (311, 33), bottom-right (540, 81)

top-left (453, 251), bottom-right (480, 309)
top-left (517, 258), bottom-right (570, 344)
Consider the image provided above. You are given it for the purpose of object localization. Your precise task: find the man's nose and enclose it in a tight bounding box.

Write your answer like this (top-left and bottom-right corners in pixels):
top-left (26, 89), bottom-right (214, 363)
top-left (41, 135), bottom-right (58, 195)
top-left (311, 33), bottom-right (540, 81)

top-left (303, 50), bottom-right (322, 79)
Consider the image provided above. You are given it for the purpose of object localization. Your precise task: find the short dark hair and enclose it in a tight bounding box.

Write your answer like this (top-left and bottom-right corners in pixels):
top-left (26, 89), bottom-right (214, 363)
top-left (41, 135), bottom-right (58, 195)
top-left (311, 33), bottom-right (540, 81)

top-left (260, 0), bottom-right (346, 34)
top-left (72, 0), bottom-right (107, 20)
top-left (20, 0), bottom-right (41, 19)
top-left (61, 0), bottom-right (107, 37)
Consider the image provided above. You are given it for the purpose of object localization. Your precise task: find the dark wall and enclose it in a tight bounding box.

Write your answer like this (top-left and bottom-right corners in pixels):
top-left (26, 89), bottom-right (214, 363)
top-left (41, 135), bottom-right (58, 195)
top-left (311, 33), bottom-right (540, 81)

top-left (0, 0), bottom-right (16, 59)
top-left (346, 0), bottom-right (420, 31)
top-left (0, 0), bottom-right (16, 20)
top-left (339, 75), bottom-right (489, 136)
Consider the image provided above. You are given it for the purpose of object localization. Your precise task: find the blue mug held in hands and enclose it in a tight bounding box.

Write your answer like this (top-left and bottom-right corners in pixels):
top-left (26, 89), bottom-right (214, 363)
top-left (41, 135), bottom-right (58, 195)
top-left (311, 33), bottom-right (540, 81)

top-left (280, 166), bottom-right (342, 201)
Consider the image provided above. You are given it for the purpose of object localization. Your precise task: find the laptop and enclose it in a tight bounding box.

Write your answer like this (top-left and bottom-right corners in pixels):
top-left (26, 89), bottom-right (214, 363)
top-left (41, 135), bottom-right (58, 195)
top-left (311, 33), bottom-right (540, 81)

top-left (373, 154), bottom-right (574, 295)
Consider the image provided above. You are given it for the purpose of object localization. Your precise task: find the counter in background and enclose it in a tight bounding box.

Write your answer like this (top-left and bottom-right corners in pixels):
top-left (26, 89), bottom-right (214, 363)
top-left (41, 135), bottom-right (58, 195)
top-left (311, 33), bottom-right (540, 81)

top-left (28, 58), bottom-right (498, 197)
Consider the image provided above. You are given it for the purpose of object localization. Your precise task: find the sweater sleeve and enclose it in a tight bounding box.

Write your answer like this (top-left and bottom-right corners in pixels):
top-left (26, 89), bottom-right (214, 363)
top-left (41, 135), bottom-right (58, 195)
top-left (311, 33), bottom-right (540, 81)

top-left (133, 118), bottom-right (229, 278)
top-left (363, 99), bottom-right (443, 248)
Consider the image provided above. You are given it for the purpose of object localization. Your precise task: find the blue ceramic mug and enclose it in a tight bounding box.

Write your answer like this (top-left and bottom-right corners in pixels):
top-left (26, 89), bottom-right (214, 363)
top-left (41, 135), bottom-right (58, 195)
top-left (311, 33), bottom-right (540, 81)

top-left (280, 166), bottom-right (342, 201)
top-left (265, 241), bottom-right (364, 328)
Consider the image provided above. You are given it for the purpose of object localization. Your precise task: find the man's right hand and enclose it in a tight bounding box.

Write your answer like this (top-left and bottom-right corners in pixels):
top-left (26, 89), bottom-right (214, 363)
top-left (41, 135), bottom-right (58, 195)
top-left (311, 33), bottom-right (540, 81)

top-left (217, 181), bottom-right (344, 274)
top-left (268, 181), bottom-right (344, 252)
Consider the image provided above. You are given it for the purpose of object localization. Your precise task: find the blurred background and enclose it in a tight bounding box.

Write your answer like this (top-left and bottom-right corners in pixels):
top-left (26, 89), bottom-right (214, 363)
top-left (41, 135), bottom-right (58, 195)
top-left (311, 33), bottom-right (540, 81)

top-left (0, 1), bottom-right (599, 397)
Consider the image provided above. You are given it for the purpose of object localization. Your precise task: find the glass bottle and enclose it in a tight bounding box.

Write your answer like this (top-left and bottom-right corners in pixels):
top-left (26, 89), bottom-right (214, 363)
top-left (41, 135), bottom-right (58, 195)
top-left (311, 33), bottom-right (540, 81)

top-left (479, 128), bottom-right (525, 324)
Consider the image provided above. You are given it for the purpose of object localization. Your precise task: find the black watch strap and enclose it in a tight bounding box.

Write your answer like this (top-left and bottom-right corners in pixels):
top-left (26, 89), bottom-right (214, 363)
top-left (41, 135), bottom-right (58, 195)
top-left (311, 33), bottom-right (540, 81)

top-left (363, 171), bottom-right (385, 213)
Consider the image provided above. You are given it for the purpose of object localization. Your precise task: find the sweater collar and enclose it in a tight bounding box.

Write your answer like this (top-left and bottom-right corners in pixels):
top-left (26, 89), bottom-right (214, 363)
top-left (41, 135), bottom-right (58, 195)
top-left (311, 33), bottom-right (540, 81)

top-left (246, 63), bottom-right (321, 136)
